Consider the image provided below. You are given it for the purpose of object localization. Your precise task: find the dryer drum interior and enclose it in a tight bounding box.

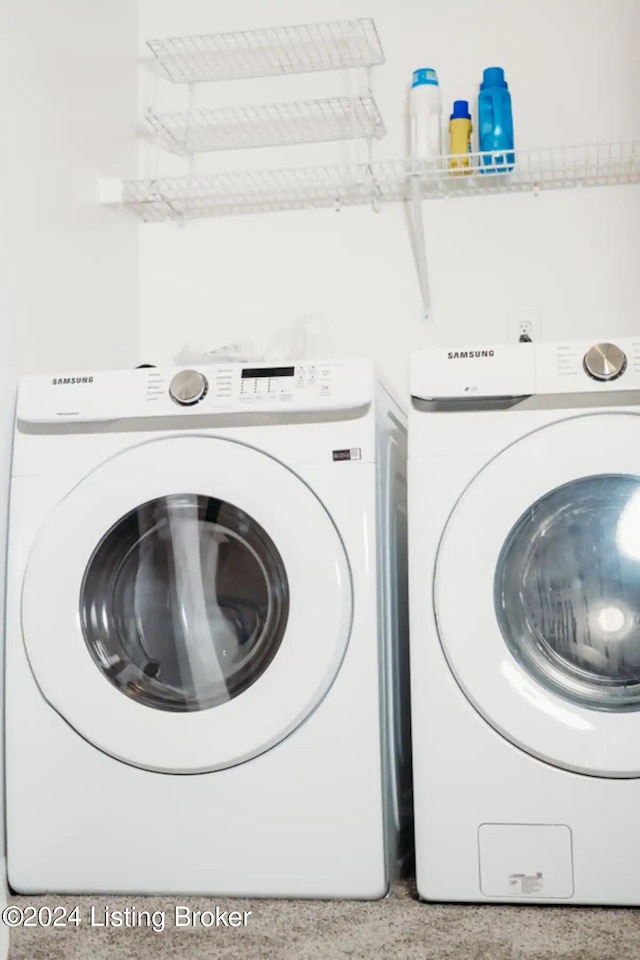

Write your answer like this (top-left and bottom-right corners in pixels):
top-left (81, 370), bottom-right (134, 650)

top-left (80, 493), bottom-right (290, 713)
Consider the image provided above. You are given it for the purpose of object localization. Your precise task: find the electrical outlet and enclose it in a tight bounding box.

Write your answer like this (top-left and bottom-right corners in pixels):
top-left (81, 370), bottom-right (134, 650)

top-left (509, 311), bottom-right (538, 344)
top-left (518, 318), bottom-right (534, 342)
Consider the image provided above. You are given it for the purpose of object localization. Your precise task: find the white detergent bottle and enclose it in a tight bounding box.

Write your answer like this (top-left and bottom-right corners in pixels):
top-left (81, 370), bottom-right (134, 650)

top-left (410, 68), bottom-right (442, 161)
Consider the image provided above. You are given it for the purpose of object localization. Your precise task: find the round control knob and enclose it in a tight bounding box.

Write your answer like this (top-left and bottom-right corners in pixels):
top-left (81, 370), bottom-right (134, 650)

top-left (583, 342), bottom-right (627, 382)
top-left (169, 369), bottom-right (208, 405)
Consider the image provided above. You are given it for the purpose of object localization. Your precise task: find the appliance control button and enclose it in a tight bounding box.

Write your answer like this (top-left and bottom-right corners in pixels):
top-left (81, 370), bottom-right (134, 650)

top-left (169, 369), bottom-right (209, 405)
top-left (583, 342), bottom-right (627, 382)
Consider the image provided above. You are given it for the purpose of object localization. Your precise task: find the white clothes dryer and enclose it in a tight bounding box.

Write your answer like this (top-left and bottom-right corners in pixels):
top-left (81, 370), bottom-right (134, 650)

top-left (409, 338), bottom-right (640, 905)
top-left (6, 359), bottom-right (410, 898)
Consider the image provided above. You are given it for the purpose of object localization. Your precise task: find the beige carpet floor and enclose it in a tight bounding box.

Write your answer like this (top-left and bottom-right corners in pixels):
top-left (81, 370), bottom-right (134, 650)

top-left (6, 882), bottom-right (640, 959)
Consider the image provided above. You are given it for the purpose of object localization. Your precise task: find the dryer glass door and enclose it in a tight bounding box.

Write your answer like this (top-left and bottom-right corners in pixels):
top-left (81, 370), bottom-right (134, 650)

top-left (434, 412), bottom-right (640, 777)
top-left (21, 436), bottom-right (352, 774)
top-left (81, 494), bottom-right (289, 714)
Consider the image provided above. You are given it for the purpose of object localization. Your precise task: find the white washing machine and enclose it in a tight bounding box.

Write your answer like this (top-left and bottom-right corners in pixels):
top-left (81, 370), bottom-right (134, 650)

top-left (409, 338), bottom-right (640, 905)
top-left (6, 358), bottom-right (411, 898)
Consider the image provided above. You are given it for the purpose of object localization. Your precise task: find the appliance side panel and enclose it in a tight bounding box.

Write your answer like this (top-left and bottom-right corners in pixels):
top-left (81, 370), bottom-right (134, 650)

top-left (375, 382), bottom-right (412, 878)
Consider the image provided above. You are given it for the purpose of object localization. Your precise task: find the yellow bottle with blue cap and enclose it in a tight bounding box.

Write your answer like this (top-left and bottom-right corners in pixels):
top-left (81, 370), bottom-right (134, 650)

top-left (449, 100), bottom-right (472, 175)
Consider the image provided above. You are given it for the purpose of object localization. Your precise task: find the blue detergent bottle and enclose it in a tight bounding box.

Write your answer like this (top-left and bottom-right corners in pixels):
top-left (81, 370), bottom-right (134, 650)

top-left (478, 66), bottom-right (514, 172)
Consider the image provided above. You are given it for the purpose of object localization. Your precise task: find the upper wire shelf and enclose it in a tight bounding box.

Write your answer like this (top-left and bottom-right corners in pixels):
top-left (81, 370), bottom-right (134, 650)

top-left (146, 93), bottom-right (386, 155)
top-left (104, 142), bottom-right (640, 223)
top-left (146, 18), bottom-right (385, 84)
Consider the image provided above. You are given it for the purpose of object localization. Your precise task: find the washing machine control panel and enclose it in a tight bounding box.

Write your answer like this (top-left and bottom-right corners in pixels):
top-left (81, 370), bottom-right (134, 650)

top-left (542, 339), bottom-right (640, 392)
top-left (411, 338), bottom-right (640, 400)
top-left (582, 342), bottom-right (627, 382)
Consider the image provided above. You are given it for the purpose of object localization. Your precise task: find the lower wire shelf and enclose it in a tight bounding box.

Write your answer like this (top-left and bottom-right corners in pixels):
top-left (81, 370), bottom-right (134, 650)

top-left (103, 141), bottom-right (640, 223)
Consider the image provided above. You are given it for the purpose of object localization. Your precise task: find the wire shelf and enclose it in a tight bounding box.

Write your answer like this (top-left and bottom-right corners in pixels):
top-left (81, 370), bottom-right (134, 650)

top-left (112, 142), bottom-right (640, 223)
top-left (146, 19), bottom-right (385, 84)
top-left (417, 141), bottom-right (640, 193)
top-left (146, 94), bottom-right (386, 155)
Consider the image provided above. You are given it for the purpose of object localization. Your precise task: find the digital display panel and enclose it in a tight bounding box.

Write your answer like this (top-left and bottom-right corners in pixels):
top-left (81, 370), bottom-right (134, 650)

top-left (241, 366), bottom-right (295, 379)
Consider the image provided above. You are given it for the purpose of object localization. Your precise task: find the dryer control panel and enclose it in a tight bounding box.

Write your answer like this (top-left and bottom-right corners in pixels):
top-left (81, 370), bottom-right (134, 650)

top-left (164, 364), bottom-right (340, 407)
top-left (154, 362), bottom-right (358, 409)
top-left (18, 360), bottom-right (375, 424)
top-left (411, 339), bottom-right (640, 400)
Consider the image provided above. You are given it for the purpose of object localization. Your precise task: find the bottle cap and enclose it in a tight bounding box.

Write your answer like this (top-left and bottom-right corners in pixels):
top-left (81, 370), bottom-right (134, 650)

top-left (412, 68), bottom-right (439, 88)
top-left (481, 67), bottom-right (508, 90)
top-left (450, 99), bottom-right (471, 120)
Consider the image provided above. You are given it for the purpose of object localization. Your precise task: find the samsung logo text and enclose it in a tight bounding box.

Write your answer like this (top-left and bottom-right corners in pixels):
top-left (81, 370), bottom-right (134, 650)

top-left (51, 377), bottom-right (94, 385)
top-left (447, 350), bottom-right (495, 360)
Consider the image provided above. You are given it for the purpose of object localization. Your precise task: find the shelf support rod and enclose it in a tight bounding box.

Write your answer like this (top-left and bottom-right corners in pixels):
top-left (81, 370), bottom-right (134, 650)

top-left (407, 172), bottom-right (431, 319)
top-left (178, 82), bottom-right (197, 229)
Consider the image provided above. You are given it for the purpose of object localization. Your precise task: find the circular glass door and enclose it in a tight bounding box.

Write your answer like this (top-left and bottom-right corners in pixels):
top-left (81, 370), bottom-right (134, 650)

top-left (22, 436), bottom-right (352, 774)
top-left (434, 413), bottom-right (640, 777)
top-left (496, 475), bottom-right (640, 713)
top-left (81, 495), bottom-right (289, 713)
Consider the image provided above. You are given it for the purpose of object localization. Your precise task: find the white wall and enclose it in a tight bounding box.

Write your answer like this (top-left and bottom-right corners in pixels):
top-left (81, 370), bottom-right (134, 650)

top-left (0, 0), bottom-right (139, 916)
top-left (138, 0), bottom-right (640, 397)
top-left (0, 0), bottom-right (140, 378)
